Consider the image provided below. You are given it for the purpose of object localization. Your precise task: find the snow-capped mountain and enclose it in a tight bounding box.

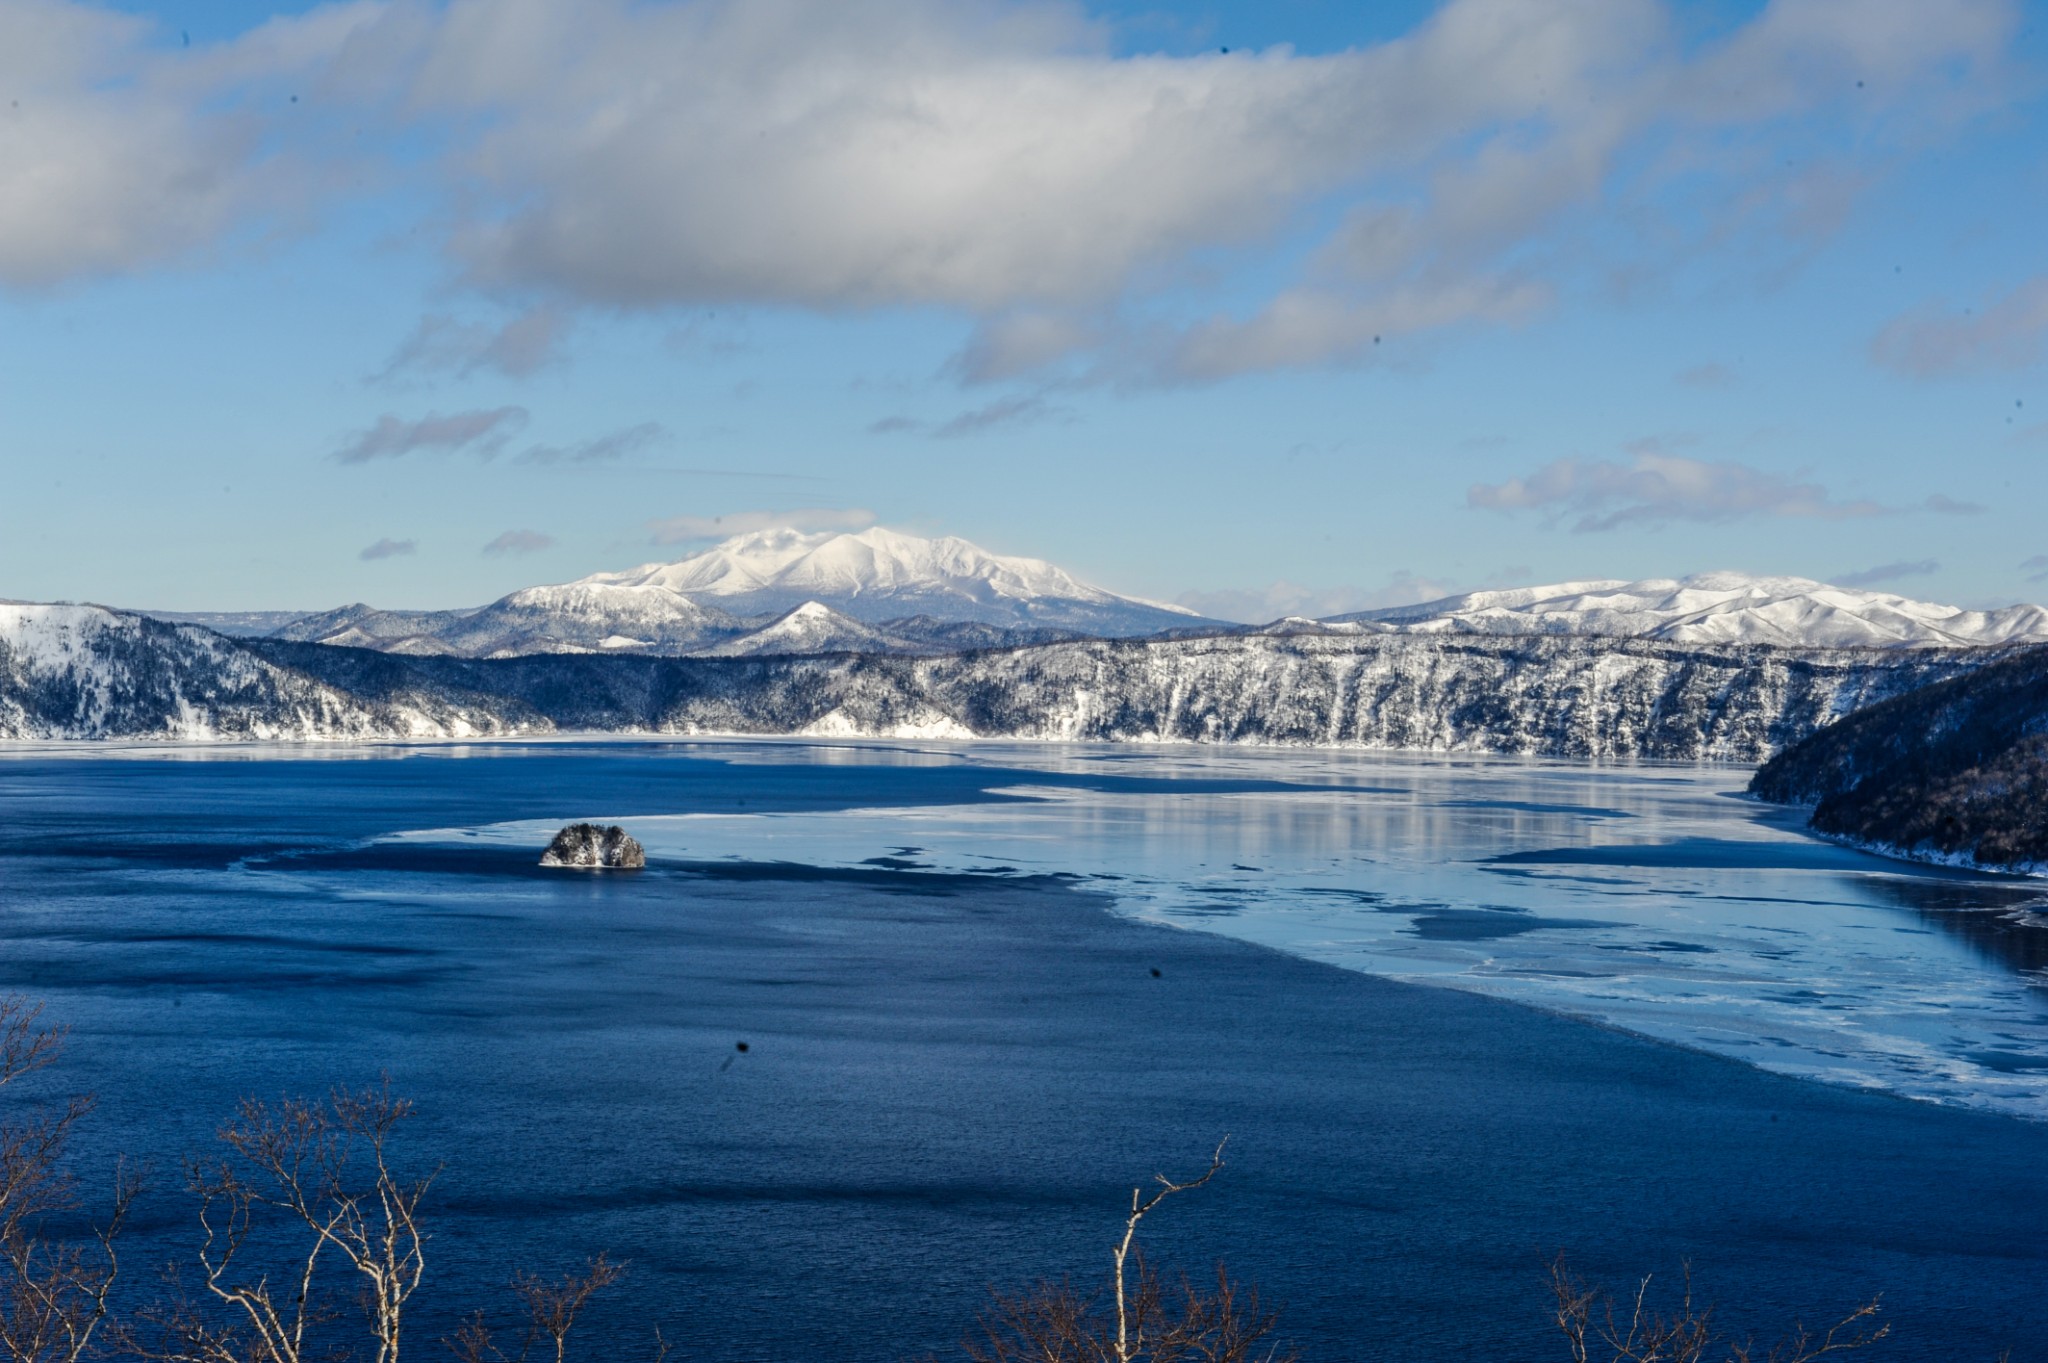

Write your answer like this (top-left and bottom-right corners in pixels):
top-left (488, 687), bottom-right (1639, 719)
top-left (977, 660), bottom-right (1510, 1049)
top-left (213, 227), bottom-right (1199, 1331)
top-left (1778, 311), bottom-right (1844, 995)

top-left (243, 527), bottom-right (1206, 658)
top-left (584, 526), bottom-right (1202, 634)
top-left (1329, 572), bottom-right (2048, 649)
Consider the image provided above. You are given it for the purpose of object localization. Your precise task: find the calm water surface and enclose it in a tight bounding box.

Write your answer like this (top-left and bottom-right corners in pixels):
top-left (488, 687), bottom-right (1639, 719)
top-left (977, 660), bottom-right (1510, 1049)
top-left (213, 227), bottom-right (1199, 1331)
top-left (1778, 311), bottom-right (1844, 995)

top-left (2, 740), bottom-right (2045, 1362)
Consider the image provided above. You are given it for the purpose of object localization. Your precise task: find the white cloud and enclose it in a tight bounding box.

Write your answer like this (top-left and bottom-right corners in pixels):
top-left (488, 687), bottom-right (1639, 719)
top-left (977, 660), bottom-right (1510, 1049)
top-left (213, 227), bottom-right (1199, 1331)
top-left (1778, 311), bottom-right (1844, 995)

top-left (1160, 277), bottom-right (1552, 383)
top-left (646, 506), bottom-right (875, 545)
top-left (431, 0), bottom-right (1363, 312)
top-left (1871, 277), bottom-right (2048, 378)
top-left (1924, 494), bottom-right (1986, 516)
top-left (415, 0), bottom-right (1650, 382)
top-left (0, 0), bottom-right (2022, 383)
top-left (330, 407), bottom-right (529, 463)
top-left (358, 537), bottom-right (416, 561)
top-left (517, 422), bottom-right (667, 466)
top-left (0, 0), bottom-right (380, 288)
top-left (1468, 447), bottom-right (1885, 532)
top-left (867, 395), bottom-right (1063, 438)
top-left (1834, 559), bottom-right (1938, 589)
top-left (482, 529), bottom-right (556, 555)
top-left (376, 308), bottom-right (572, 382)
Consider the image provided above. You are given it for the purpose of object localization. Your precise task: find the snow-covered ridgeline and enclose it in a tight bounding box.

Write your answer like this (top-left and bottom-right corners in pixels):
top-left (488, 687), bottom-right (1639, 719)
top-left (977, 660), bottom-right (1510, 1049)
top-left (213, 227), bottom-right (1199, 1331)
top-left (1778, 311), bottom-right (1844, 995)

top-left (2, 603), bottom-right (1996, 756)
top-left (242, 632), bottom-right (1982, 762)
top-left (0, 604), bottom-right (532, 741)
top-left (240, 565), bottom-right (2048, 660)
top-left (1338, 572), bottom-right (2048, 648)
top-left (616, 634), bottom-right (1978, 761)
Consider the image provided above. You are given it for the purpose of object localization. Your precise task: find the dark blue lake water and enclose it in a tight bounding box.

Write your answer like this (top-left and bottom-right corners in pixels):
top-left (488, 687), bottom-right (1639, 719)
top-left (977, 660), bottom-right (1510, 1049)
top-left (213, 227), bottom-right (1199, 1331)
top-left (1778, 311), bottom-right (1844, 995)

top-left (3, 740), bottom-right (2046, 1362)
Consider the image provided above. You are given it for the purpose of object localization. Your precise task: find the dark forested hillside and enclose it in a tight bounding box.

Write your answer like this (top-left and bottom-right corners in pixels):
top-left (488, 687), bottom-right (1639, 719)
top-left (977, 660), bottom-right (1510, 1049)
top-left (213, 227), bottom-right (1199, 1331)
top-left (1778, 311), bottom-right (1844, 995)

top-left (1750, 644), bottom-right (2048, 869)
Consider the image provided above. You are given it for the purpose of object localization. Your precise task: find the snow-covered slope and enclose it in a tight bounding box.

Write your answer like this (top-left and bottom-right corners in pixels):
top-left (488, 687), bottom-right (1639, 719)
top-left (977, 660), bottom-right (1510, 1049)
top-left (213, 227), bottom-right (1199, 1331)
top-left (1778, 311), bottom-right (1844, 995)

top-left (139, 609), bottom-right (320, 637)
top-left (585, 526), bottom-right (1203, 633)
top-left (699, 601), bottom-right (922, 657)
top-left (1334, 572), bottom-right (2048, 648)
top-left (432, 583), bottom-right (747, 657)
top-left (268, 588), bottom-right (748, 658)
top-left (0, 604), bottom-right (535, 740)
top-left (270, 604), bottom-right (480, 654)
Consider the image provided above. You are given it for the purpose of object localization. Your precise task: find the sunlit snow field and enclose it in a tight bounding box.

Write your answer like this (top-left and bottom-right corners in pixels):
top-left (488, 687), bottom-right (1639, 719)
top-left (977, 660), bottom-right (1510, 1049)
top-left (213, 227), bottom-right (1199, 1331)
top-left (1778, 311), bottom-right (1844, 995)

top-left (421, 742), bottom-right (2048, 1119)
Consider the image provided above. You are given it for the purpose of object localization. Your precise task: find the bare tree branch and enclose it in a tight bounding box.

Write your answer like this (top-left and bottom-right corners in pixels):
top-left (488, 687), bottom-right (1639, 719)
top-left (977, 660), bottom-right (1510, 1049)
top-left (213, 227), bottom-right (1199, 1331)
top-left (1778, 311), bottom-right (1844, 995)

top-left (445, 1256), bottom-right (649, 1363)
top-left (121, 1079), bottom-right (435, 1363)
top-left (0, 996), bottom-right (137, 1363)
top-left (1112, 1140), bottom-right (1228, 1363)
top-left (1550, 1255), bottom-right (1889, 1363)
top-left (511, 1255), bottom-right (625, 1363)
top-left (964, 1138), bottom-right (1291, 1363)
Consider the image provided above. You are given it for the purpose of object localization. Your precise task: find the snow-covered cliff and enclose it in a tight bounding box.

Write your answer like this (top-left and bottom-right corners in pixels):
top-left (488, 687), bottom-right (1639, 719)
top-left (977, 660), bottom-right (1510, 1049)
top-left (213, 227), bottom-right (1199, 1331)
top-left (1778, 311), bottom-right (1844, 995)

top-left (263, 632), bottom-right (1985, 762)
top-left (660, 635), bottom-right (1977, 760)
top-left (0, 604), bottom-right (534, 741)
top-left (3, 601), bottom-right (2000, 757)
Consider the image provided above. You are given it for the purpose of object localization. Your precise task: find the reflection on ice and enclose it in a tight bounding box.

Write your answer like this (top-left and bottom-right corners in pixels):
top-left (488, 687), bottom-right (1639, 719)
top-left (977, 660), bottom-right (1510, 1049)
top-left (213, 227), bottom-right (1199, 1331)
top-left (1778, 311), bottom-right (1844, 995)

top-left (424, 745), bottom-right (2048, 1119)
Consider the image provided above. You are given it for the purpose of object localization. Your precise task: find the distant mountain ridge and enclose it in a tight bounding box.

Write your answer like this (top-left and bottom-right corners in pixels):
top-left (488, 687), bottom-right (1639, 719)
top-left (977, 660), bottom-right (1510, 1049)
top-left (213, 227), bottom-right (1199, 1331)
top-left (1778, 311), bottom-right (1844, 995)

top-left (120, 551), bottom-right (2048, 659)
top-left (1322, 572), bottom-right (2048, 649)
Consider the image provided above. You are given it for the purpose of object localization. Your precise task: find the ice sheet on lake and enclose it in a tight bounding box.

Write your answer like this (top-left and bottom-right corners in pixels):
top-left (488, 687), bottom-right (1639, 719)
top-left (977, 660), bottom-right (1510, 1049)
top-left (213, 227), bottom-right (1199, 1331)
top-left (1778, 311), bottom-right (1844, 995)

top-left (405, 745), bottom-right (2048, 1119)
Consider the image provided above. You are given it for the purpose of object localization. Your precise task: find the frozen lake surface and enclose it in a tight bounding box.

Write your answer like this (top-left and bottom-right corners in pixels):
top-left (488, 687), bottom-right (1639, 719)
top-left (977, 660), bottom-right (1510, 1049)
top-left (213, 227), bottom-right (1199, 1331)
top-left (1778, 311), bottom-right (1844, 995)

top-left (433, 743), bottom-right (2048, 1118)
top-left (4, 739), bottom-right (2047, 1360)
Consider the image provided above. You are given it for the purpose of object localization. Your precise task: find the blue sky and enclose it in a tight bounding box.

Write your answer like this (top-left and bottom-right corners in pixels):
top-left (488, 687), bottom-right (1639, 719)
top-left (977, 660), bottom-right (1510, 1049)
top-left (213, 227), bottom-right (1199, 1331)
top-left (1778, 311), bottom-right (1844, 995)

top-left (1, 0), bottom-right (2044, 618)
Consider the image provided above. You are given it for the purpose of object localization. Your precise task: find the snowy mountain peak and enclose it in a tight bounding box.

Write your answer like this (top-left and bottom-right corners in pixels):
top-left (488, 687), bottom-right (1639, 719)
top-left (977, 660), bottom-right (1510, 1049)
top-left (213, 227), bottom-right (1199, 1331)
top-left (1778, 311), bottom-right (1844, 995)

top-left (699, 600), bottom-right (916, 657)
top-left (1339, 571), bottom-right (2048, 649)
top-left (583, 526), bottom-right (1199, 632)
top-left (594, 526), bottom-right (1100, 601)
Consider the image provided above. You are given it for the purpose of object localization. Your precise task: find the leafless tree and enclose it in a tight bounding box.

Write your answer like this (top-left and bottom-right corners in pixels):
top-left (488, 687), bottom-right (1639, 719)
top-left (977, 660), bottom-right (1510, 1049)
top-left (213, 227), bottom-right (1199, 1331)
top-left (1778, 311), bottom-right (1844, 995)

top-left (0, 996), bottom-right (137, 1363)
top-left (1549, 1255), bottom-right (1889, 1363)
top-left (965, 1138), bottom-right (1295, 1363)
top-left (443, 1255), bottom-right (661, 1363)
top-left (121, 1081), bottom-right (434, 1363)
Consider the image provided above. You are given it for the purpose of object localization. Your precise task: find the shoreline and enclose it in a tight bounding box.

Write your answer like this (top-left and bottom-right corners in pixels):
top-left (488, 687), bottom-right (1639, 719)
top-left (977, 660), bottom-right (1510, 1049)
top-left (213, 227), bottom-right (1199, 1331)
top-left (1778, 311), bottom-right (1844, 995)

top-left (1743, 791), bottom-right (2048, 881)
top-left (0, 730), bottom-right (1764, 772)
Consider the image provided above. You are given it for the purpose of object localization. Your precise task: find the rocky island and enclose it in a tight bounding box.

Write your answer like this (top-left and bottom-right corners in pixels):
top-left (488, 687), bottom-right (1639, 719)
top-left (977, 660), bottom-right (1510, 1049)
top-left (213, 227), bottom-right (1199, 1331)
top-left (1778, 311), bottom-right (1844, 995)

top-left (539, 823), bottom-right (647, 870)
